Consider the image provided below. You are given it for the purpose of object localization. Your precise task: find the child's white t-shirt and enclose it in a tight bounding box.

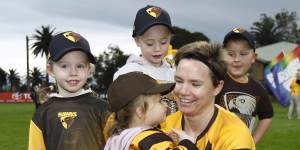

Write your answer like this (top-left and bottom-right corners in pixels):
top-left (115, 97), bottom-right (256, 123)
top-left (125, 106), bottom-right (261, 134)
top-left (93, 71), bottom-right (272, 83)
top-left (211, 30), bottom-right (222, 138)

top-left (113, 55), bottom-right (175, 83)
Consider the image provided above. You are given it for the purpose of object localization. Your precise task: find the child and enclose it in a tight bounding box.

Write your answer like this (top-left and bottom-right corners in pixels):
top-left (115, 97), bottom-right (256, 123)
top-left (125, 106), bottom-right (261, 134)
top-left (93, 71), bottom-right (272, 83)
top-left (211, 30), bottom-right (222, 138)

top-left (113, 5), bottom-right (177, 112)
top-left (28, 31), bottom-right (109, 150)
top-left (104, 72), bottom-right (197, 150)
top-left (216, 28), bottom-right (274, 144)
top-left (288, 68), bottom-right (300, 119)
top-left (113, 5), bottom-right (174, 81)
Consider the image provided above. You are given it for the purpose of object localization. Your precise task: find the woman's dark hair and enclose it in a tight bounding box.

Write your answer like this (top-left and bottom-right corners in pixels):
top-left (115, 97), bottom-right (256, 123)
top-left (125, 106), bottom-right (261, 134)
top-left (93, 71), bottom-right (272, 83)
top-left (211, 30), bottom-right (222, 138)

top-left (174, 41), bottom-right (226, 87)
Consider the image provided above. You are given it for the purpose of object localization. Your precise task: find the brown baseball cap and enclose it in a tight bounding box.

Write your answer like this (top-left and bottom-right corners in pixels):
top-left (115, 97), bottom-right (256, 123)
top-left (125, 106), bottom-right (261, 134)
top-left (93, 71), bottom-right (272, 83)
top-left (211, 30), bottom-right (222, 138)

top-left (108, 72), bottom-right (175, 112)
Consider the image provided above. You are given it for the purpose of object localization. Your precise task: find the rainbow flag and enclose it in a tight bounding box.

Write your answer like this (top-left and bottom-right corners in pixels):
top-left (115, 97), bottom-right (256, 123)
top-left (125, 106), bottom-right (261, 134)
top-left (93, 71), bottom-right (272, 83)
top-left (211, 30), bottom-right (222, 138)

top-left (272, 62), bottom-right (292, 106)
top-left (265, 44), bottom-right (300, 106)
top-left (264, 52), bottom-right (284, 102)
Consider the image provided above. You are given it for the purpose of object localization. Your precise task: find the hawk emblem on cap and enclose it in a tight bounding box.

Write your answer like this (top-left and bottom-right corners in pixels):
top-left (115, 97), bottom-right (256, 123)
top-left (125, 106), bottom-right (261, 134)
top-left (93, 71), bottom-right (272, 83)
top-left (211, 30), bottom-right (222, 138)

top-left (232, 28), bottom-right (245, 33)
top-left (63, 32), bottom-right (81, 43)
top-left (146, 7), bottom-right (162, 18)
top-left (58, 112), bottom-right (77, 129)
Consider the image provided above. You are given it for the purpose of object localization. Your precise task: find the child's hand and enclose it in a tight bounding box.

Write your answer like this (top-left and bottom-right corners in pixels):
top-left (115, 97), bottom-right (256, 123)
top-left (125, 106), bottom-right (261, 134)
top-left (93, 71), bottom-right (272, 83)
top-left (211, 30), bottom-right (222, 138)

top-left (168, 128), bottom-right (195, 143)
top-left (166, 129), bottom-right (180, 142)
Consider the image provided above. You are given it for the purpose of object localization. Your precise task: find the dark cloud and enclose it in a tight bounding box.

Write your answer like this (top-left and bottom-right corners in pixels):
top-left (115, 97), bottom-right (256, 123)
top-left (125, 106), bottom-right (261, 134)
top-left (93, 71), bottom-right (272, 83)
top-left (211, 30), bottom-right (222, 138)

top-left (2, 0), bottom-right (300, 41)
top-left (1, 0), bottom-right (300, 75)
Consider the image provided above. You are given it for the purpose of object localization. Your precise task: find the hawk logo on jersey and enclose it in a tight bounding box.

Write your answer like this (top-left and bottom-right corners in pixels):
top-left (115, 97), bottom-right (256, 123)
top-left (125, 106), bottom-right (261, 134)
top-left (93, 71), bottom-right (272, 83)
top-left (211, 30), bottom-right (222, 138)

top-left (58, 112), bottom-right (77, 129)
top-left (228, 95), bottom-right (256, 115)
top-left (223, 92), bottom-right (256, 128)
top-left (146, 7), bottom-right (162, 18)
top-left (63, 32), bottom-right (81, 43)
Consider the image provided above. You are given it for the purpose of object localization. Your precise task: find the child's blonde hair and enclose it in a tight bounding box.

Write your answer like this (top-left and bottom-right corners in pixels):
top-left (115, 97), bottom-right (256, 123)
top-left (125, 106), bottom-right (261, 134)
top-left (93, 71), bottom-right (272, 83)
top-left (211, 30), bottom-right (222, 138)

top-left (108, 94), bottom-right (150, 136)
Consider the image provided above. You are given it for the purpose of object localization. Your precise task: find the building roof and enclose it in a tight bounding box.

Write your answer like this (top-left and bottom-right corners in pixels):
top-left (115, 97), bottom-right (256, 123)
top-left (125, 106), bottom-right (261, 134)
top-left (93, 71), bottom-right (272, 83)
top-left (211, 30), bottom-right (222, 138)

top-left (256, 41), bottom-right (298, 62)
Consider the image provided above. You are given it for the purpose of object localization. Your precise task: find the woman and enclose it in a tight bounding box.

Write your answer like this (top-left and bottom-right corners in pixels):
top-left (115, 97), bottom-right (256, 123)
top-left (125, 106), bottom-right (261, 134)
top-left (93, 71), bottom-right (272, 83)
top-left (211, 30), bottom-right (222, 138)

top-left (160, 41), bottom-right (255, 150)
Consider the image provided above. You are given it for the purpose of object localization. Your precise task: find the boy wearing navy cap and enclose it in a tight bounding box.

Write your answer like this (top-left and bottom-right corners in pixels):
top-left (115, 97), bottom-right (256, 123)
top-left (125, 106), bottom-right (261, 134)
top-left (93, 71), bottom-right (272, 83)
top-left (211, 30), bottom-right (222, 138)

top-left (216, 28), bottom-right (274, 144)
top-left (28, 31), bottom-right (109, 150)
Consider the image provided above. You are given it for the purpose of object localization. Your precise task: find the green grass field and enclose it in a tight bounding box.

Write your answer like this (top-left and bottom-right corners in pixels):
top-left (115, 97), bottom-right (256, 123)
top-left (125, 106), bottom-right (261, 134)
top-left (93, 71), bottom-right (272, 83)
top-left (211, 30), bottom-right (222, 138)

top-left (0, 102), bottom-right (299, 149)
top-left (0, 103), bottom-right (34, 150)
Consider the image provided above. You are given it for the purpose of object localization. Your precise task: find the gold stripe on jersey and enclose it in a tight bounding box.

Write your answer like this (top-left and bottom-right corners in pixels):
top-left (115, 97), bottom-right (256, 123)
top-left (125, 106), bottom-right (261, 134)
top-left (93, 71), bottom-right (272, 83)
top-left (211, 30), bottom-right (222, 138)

top-left (130, 129), bottom-right (196, 150)
top-left (130, 130), bottom-right (162, 147)
top-left (160, 105), bottom-right (256, 150)
top-left (28, 120), bottom-right (46, 150)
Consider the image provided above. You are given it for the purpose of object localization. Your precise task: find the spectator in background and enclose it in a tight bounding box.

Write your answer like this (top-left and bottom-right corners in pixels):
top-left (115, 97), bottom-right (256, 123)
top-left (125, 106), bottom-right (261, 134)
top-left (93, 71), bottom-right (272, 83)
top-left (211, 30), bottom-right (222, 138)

top-left (288, 68), bottom-right (300, 119)
top-left (30, 85), bottom-right (40, 109)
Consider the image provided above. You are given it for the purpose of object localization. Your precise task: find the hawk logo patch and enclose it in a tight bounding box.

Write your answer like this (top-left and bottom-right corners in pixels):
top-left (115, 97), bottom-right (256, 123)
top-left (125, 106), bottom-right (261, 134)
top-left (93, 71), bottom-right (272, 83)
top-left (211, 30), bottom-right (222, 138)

top-left (232, 28), bottom-right (246, 33)
top-left (63, 32), bottom-right (81, 43)
top-left (58, 112), bottom-right (77, 129)
top-left (146, 7), bottom-right (162, 18)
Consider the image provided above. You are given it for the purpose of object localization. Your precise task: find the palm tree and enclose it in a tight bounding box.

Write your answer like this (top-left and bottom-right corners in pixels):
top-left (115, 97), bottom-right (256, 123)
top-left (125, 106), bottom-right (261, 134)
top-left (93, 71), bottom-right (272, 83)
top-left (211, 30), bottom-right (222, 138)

top-left (251, 10), bottom-right (300, 47)
top-left (31, 25), bottom-right (55, 84)
top-left (0, 67), bottom-right (7, 91)
top-left (250, 14), bottom-right (281, 47)
top-left (30, 67), bottom-right (44, 87)
top-left (8, 69), bottom-right (20, 92)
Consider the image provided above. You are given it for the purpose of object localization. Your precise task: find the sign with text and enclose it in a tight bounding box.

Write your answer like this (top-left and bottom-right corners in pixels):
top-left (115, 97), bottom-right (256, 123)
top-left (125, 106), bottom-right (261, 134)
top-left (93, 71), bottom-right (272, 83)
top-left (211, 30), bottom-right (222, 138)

top-left (0, 92), bottom-right (33, 103)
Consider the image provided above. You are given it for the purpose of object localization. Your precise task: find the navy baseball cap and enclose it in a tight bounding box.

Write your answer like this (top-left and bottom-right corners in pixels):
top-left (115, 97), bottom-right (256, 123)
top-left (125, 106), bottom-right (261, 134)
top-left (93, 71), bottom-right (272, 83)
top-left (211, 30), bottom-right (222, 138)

top-left (223, 28), bottom-right (256, 51)
top-left (48, 31), bottom-right (96, 64)
top-left (132, 5), bottom-right (174, 37)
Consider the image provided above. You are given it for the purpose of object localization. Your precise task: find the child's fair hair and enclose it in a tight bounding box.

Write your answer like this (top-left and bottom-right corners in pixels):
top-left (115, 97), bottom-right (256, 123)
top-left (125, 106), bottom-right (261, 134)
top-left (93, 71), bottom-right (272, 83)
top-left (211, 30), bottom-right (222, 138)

top-left (108, 94), bottom-right (150, 136)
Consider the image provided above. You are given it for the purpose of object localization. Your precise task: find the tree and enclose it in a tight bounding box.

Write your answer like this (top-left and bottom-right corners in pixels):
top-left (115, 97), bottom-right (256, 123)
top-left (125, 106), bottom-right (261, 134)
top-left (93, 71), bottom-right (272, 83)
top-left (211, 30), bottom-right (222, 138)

top-left (31, 25), bottom-right (55, 84)
top-left (0, 68), bottom-right (7, 91)
top-left (275, 10), bottom-right (300, 43)
top-left (8, 69), bottom-right (20, 92)
top-left (30, 67), bottom-right (44, 87)
top-left (251, 10), bottom-right (300, 47)
top-left (171, 26), bottom-right (210, 49)
top-left (93, 44), bottom-right (129, 93)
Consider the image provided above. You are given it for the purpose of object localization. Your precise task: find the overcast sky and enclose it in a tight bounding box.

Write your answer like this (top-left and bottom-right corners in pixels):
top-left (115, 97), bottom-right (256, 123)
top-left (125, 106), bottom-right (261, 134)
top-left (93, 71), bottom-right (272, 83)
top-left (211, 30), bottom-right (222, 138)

top-left (1, 0), bottom-right (299, 79)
